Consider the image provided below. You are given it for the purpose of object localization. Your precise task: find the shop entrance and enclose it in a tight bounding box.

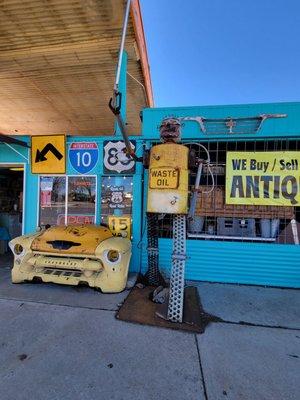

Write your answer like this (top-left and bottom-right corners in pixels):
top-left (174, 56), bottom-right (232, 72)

top-left (0, 164), bottom-right (24, 256)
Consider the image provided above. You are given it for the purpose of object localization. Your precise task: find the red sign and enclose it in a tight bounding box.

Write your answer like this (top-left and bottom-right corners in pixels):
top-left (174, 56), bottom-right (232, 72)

top-left (57, 214), bottom-right (94, 225)
top-left (69, 142), bottom-right (98, 150)
top-left (40, 191), bottom-right (52, 207)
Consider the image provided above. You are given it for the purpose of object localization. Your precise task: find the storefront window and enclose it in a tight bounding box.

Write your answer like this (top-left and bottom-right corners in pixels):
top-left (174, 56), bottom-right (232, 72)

top-left (67, 177), bottom-right (96, 224)
top-left (155, 140), bottom-right (300, 244)
top-left (101, 176), bottom-right (133, 238)
top-left (39, 176), bottom-right (66, 226)
top-left (39, 176), bottom-right (96, 227)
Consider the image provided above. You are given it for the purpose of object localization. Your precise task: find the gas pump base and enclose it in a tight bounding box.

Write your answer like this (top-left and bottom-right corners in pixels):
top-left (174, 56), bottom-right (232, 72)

top-left (9, 225), bottom-right (132, 293)
top-left (116, 286), bottom-right (217, 334)
top-left (155, 286), bottom-right (202, 327)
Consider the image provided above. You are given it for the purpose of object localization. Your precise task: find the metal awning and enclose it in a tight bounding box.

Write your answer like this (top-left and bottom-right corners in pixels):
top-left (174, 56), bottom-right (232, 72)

top-left (0, 0), bottom-right (153, 137)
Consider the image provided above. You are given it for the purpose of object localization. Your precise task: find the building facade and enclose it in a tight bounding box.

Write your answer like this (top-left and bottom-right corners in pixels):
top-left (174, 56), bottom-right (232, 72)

top-left (1, 101), bottom-right (300, 288)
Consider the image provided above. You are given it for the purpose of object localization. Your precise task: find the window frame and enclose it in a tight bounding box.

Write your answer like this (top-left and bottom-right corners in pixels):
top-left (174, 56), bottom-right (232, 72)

top-left (37, 174), bottom-right (97, 227)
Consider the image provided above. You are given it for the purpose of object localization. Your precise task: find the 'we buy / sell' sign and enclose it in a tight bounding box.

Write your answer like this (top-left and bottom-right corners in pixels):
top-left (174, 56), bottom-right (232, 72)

top-left (226, 151), bottom-right (300, 206)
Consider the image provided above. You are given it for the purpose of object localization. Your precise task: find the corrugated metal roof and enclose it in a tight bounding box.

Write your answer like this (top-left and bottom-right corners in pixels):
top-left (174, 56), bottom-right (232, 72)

top-left (0, 0), bottom-right (153, 136)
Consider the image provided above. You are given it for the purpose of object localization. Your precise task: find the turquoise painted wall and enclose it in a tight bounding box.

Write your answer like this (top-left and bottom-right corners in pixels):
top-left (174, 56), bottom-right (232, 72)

top-left (0, 139), bottom-right (38, 235)
top-left (140, 102), bottom-right (300, 288)
top-left (141, 239), bottom-right (300, 288)
top-left (141, 102), bottom-right (300, 141)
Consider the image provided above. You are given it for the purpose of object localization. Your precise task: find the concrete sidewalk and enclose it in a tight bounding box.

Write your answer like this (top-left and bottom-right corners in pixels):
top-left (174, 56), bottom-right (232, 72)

top-left (0, 259), bottom-right (299, 400)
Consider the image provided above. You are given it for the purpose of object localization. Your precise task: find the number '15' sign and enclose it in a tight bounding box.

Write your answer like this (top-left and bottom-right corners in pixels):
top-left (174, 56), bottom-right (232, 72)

top-left (108, 216), bottom-right (131, 238)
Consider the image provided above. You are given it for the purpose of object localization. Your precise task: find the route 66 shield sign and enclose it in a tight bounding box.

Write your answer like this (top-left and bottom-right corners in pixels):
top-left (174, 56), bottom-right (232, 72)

top-left (103, 140), bottom-right (136, 174)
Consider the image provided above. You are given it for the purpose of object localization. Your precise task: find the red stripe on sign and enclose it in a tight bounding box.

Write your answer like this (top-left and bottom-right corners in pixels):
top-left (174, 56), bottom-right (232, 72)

top-left (70, 142), bottom-right (97, 149)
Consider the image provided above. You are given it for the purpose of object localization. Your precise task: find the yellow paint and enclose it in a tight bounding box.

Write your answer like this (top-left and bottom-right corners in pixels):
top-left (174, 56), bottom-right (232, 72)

top-left (108, 215), bottom-right (131, 238)
top-left (147, 143), bottom-right (189, 214)
top-left (31, 134), bottom-right (66, 174)
top-left (31, 225), bottom-right (112, 255)
top-left (226, 151), bottom-right (300, 206)
top-left (10, 225), bottom-right (131, 293)
top-left (149, 167), bottom-right (179, 189)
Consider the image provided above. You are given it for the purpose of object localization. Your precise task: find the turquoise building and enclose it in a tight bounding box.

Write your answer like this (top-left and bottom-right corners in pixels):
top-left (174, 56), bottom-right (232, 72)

top-left (1, 101), bottom-right (300, 288)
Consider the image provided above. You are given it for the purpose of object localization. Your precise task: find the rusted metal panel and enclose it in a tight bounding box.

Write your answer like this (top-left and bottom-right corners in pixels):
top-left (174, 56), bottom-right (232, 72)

top-left (31, 225), bottom-right (112, 255)
top-left (130, 0), bottom-right (154, 107)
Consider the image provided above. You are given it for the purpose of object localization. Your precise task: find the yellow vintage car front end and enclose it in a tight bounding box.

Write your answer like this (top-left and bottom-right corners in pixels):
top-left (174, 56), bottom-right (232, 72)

top-left (9, 225), bottom-right (131, 293)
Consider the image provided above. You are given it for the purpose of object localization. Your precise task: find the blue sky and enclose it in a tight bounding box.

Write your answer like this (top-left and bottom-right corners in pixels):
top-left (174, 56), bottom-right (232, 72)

top-left (140, 0), bottom-right (300, 107)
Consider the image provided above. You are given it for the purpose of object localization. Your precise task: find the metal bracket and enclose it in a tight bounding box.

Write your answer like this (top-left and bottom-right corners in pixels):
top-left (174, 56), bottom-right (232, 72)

top-left (108, 91), bottom-right (122, 115)
top-left (171, 253), bottom-right (187, 261)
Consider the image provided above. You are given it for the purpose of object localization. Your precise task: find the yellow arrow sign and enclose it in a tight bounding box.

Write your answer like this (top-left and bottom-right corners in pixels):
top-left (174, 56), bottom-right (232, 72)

top-left (31, 135), bottom-right (66, 174)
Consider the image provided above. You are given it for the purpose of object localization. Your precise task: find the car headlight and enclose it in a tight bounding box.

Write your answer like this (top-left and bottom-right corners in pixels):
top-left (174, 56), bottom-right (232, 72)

top-left (106, 249), bottom-right (120, 263)
top-left (14, 244), bottom-right (24, 255)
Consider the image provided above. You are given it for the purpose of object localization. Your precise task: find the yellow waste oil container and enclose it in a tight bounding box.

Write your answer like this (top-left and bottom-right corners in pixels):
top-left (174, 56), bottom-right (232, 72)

top-left (147, 143), bottom-right (189, 214)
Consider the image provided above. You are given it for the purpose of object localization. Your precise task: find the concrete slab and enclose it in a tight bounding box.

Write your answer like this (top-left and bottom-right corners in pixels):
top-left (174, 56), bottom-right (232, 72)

top-left (197, 323), bottom-right (300, 400)
top-left (0, 299), bottom-right (204, 400)
top-left (0, 266), bottom-right (129, 311)
top-left (195, 282), bottom-right (300, 329)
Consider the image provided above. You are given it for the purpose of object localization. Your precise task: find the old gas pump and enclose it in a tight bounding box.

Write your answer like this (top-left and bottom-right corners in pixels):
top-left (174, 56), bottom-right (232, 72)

top-left (143, 118), bottom-right (196, 323)
top-left (109, 95), bottom-right (201, 323)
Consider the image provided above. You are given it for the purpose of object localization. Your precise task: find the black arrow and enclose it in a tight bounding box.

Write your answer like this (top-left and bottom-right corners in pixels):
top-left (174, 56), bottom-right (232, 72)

top-left (35, 143), bottom-right (63, 163)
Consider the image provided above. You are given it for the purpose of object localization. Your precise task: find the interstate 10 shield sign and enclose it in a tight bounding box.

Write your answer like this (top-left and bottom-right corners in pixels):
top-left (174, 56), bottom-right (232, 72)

top-left (69, 142), bottom-right (99, 174)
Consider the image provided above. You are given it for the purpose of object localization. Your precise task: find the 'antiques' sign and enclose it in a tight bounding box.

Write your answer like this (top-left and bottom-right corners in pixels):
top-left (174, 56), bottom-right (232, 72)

top-left (226, 151), bottom-right (300, 206)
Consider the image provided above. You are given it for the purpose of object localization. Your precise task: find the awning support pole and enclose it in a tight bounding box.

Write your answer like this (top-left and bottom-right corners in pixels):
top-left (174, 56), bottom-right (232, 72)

top-left (109, 0), bottom-right (141, 162)
top-left (114, 0), bottom-right (131, 93)
top-left (4, 143), bottom-right (28, 161)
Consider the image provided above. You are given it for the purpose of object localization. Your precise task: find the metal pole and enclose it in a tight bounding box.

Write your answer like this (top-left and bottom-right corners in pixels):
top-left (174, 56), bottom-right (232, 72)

top-left (291, 218), bottom-right (299, 244)
top-left (114, 0), bottom-right (131, 92)
top-left (109, 0), bottom-right (141, 161)
top-left (188, 162), bottom-right (203, 220)
top-left (4, 143), bottom-right (29, 161)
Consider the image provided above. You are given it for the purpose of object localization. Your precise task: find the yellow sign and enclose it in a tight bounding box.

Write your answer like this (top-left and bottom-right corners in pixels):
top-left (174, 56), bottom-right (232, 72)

top-left (108, 216), bottom-right (131, 239)
top-left (31, 135), bottom-right (66, 174)
top-left (226, 151), bottom-right (300, 206)
top-left (149, 167), bottom-right (179, 189)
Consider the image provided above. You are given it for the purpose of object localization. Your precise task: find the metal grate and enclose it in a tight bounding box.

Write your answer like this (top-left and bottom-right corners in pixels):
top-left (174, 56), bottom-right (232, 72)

top-left (181, 114), bottom-right (286, 135)
top-left (167, 215), bottom-right (186, 323)
top-left (144, 213), bottom-right (165, 286)
top-left (155, 139), bottom-right (300, 245)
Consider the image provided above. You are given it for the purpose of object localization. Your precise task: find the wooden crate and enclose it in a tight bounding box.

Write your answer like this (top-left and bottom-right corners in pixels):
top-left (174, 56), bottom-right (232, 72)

top-left (195, 186), bottom-right (294, 219)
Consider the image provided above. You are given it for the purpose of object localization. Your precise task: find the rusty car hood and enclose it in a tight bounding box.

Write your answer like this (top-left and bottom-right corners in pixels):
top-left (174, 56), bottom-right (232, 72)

top-left (31, 225), bottom-right (113, 255)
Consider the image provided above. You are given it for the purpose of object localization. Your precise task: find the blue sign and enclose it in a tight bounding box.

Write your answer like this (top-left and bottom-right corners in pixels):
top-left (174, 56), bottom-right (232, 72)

top-left (69, 142), bottom-right (98, 174)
